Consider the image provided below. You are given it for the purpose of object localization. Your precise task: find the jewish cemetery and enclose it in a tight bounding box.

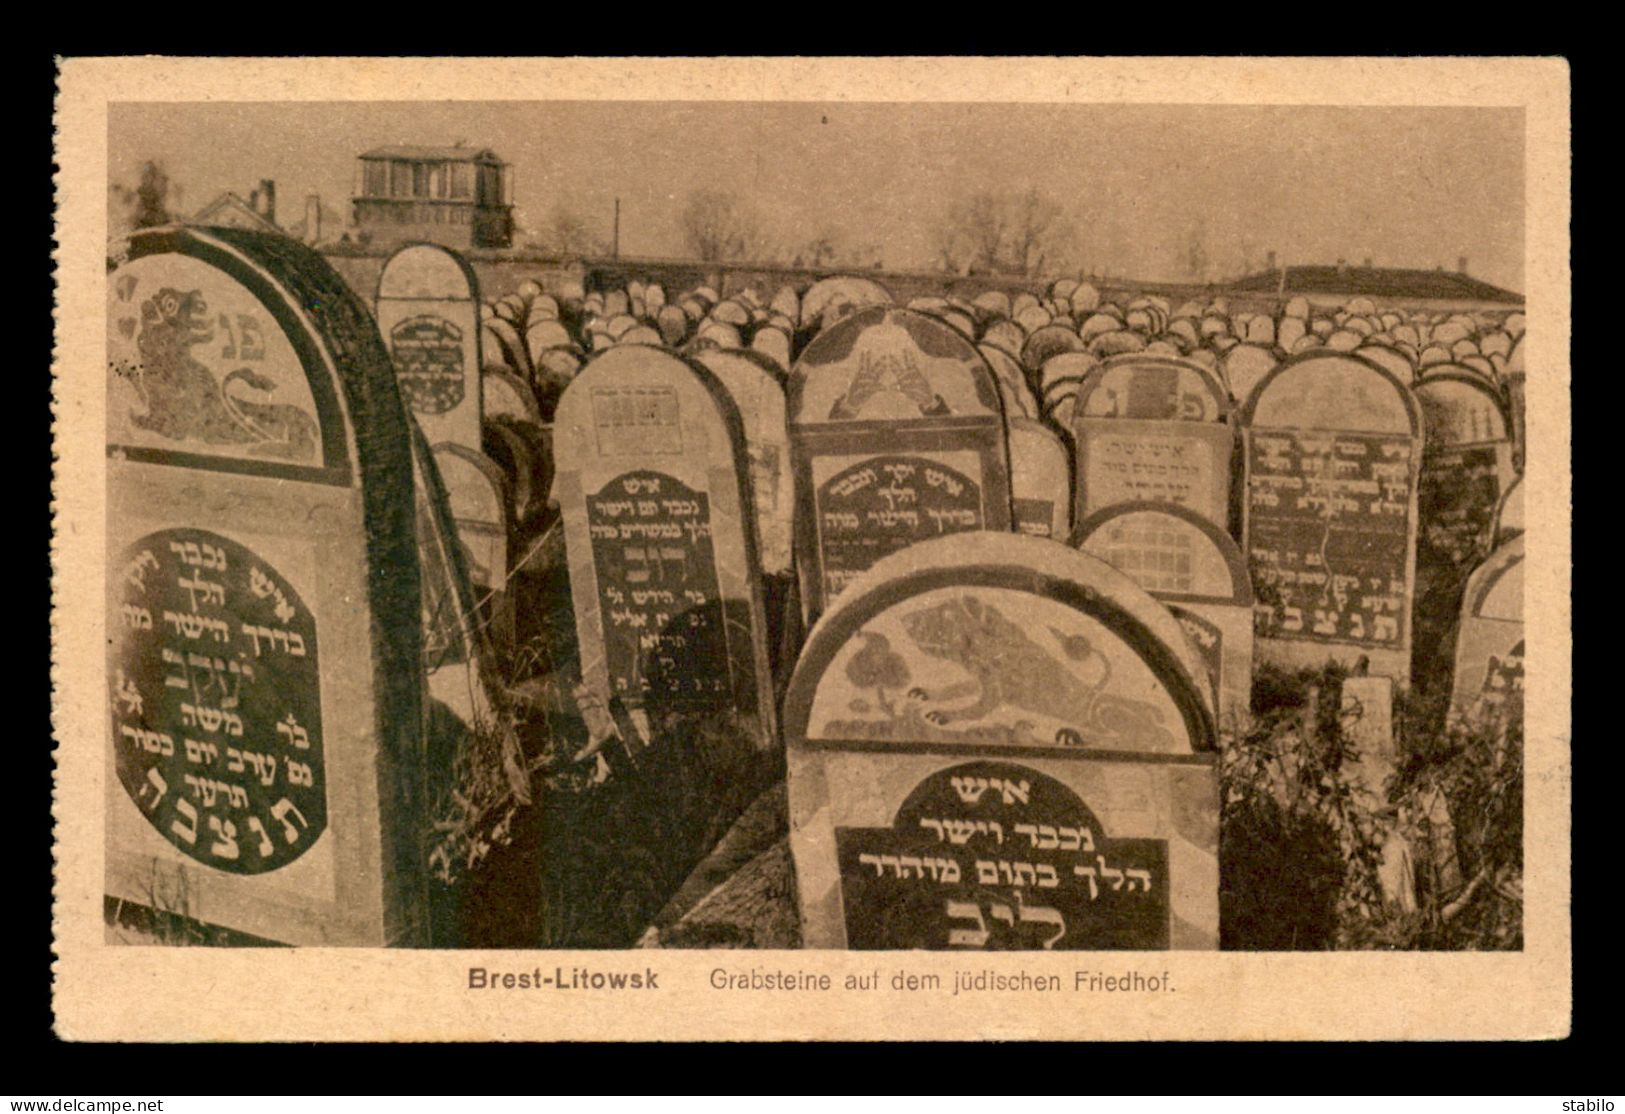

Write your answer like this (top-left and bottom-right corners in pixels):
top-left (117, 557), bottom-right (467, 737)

top-left (101, 105), bottom-right (1530, 954)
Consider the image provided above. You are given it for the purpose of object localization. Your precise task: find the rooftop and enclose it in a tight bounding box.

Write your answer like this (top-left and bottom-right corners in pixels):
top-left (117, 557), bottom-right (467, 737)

top-left (1228, 265), bottom-right (1522, 304)
top-left (359, 145), bottom-right (503, 163)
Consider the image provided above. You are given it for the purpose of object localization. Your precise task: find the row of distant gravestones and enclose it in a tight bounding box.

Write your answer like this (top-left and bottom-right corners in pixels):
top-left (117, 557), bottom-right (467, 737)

top-left (102, 230), bottom-right (1525, 953)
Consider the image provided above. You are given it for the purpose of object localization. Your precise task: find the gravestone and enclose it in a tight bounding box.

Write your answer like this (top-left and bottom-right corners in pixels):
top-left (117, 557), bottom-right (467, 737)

top-left (692, 348), bottom-right (794, 577)
top-left (1447, 536), bottom-right (1524, 729)
top-left (1492, 474), bottom-right (1524, 547)
top-left (800, 275), bottom-right (893, 335)
top-left (409, 425), bottom-right (512, 771)
top-left (552, 346), bottom-right (776, 743)
top-left (1410, 372), bottom-right (1516, 686)
top-left (106, 226), bottom-right (426, 946)
top-left (1071, 354), bottom-right (1235, 531)
top-left (1241, 351), bottom-right (1423, 680)
top-left (1218, 343), bottom-right (1278, 409)
top-left (376, 243), bottom-right (484, 454)
top-left (431, 443), bottom-right (515, 655)
top-left (783, 533), bottom-right (1219, 950)
top-left (788, 306), bottom-right (1013, 618)
top-left (1073, 501), bottom-right (1255, 738)
top-left (483, 367), bottom-right (542, 425)
top-left (1006, 417), bottom-right (1072, 540)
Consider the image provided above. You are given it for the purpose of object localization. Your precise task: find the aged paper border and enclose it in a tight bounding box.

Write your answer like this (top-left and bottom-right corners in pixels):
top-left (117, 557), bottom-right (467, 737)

top-left (52, 56), bottom-right (1572, 1042)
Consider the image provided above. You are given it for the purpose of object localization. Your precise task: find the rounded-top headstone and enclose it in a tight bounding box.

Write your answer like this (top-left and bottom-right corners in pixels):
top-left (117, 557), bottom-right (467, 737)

top-left (1241, 351), bottom-right (1423, 679)
top-left (107, 225), bottom-right (425, 945)
top-left (1073, 500), bottom-right (1255, 733)
top-left (980, 319), bottom-right (1027, 357)
top-left (1021, 323), bottom-right (1085, 371)
top-left (1218, 343), bottom-right (1279, 408)
top-left (789, 307), bottom-right (1012, 615)
top-left (692, 348), bottom-right (794, 576)
top-left (1007, 417), bottom-right (1073, 540)
top-left (786, 531), bottom-right (1218, 754)
top-left (800, 275), bottom-right (893, 332)
top-left (1243, 350), bottom-right (1418, 433)
top-left (376, 242), bottom-right (484, 451)
top-left (1077, 354), bottom-right (1230, 423)
top-left (782, 536), bottom-right (1221, 952)
top-left (790, 306), bottom-right (1002, 424)
top-left (1356, 343), bottom-right (1417, 383)
top-left (1414, 372), bottom-right (1510, 447)
top-left (973, 289), bottom-right (1013, 319)
top-left (552, 345), bottom-right (775, 732)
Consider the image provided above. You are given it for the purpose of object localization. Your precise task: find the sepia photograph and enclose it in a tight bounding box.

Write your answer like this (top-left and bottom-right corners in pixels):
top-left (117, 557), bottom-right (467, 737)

top-left (52, 56), bottom-right (1571, 1041)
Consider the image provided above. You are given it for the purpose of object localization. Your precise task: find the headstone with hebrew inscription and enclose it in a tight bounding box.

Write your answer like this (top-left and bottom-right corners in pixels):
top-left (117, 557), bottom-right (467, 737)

top-left (692, 348), bottom-right (794, 577)
top-left (106, 226), bottom-right (426, 946)
top-left (1074, 501), bottom-right (1254, 738)
top-left (789, 306), bottom-right (1013, 619)
top-left (375, 242), bottom-right (483, 455)
top-left (1070, 354), bottom-right (1235, 531)
top-left (1007, 417), bottom-right (1072, 540)
top-left (1447, 536), bottom-right (1524, 730)
top-left (784, 533), bottom-right (1219, 951)
top-left (552, 346), bottom-right (776, 744)
top-left (1240, 351), bottom-right (1423, 681)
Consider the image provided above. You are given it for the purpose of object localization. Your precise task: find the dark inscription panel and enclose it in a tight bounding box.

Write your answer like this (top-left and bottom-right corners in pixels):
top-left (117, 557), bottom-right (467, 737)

top-left (1418, 444), bottom-right (1502, 574)
top-left (111, 529), bottom-right (326, 874)
top-left (816, 455), bottom-right (984, 602)
top-left (587, 470), bottom-right (732, 705)
top-left (1013, 497), bottom-right (1055, 538)
top-left (1248, 430), bottom-right (1413, 646)
top-left (835, 761), bottom-right (1169, 950)
top-left (389, 315), bottom-right (465, 415)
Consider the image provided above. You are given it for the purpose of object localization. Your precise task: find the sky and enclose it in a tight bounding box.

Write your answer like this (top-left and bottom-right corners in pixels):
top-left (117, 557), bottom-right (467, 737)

top-left (109, 102), bottom-right (1525, 291)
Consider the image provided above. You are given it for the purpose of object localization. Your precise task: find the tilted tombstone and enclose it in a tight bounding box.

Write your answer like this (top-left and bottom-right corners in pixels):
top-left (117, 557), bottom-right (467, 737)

top-left (692, 348), bottom-right (794, 577)
top-left (783, 533), bottom-right (1220, 950)
top-left (552, 346), bottom-right (776, 744)
top-left (106, 226), bottom-right (426, 945)
top-left (375, 243), bottom-right (484, 455)
top-left (1070, 354), bottom-right (1235, 531)
top-left (1073, 502), bottom-right (1255, 738)
top-left (1241, 351), bottom-right (1423, 680)
top-left (788, 306), bottom-right (1013, 618)
top-left (1447, 536), bottom-right (1524, 729)
top-left (1006, 417), bottom-right (1073, 540)
top-left (409, 425), bottom-right (508, 754)
top-left (482, 367), bottom-right (543, 425)
top-left (431, 443), bottom-right (515, 655)
top-left (482, 417), bottom-right (548, 530)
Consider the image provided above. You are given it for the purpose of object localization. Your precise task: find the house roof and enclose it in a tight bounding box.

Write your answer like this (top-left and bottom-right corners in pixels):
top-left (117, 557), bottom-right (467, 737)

top-left (359, 145), bottom-right (502, 163)
top-left (1228, 265), bottom-right (1522, 304)
top-left (190, 192), bottom-right (281, 234)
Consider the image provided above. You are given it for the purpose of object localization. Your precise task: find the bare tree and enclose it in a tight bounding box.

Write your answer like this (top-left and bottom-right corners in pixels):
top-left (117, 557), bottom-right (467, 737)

top-left (1185, 218), bottom-right (1212, 283)
top-left (680, 189), bottom-right (767, 262)
top-left (525, 204), bottom-right (609, 257)
top-left (933, 188), bottom-right (1075, 276)
top-left (111, 160), bottom-right (177, 232)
